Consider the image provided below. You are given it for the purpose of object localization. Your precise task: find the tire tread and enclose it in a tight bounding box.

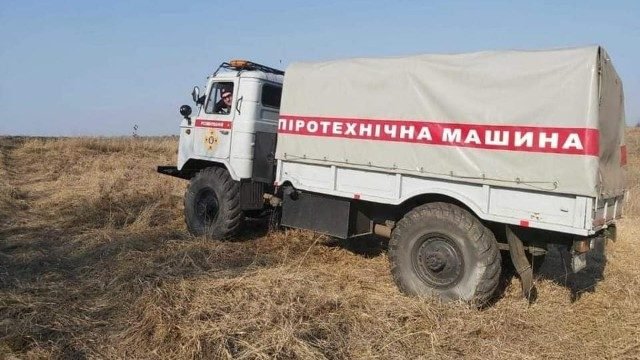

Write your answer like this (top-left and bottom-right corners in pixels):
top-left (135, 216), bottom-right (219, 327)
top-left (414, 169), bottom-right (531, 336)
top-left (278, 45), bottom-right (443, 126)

top-left (389, 202), bottom-right (500, 305)
top-left (184, 167), bottom-right (243, 239)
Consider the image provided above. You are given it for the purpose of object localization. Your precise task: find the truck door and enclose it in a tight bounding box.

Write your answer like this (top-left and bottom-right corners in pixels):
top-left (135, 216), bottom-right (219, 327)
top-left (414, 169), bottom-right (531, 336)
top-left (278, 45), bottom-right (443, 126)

top-left (251, 82), bottom-right (282, 182)
top-left (193, 80), bottom-right (237, 160)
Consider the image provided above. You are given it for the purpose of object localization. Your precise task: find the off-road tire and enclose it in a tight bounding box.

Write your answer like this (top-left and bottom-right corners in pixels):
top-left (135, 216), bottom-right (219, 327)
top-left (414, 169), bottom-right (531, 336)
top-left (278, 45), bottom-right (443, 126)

top-left (389, 202), bottom-right (501, 306)
top-left (184, 167), bottom-right (243, 239)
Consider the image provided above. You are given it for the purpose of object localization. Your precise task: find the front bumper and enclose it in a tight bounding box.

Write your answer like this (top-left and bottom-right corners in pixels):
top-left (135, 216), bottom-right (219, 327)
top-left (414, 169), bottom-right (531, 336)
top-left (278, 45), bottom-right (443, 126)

top-left (157, 165), bottom-right (191, 180)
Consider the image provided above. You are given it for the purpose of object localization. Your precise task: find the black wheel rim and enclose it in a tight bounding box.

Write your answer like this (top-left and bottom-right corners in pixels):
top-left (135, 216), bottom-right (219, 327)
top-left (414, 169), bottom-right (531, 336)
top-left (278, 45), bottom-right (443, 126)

top-left (412, 233), bottom-right (464, 289)
top-left (195, 188), bottom-right (219, 225)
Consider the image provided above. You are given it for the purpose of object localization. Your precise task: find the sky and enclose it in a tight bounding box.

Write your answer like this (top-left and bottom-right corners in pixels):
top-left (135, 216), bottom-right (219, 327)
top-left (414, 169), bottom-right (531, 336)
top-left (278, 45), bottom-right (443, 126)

top-left (0, 0), bottom-right (638, 136)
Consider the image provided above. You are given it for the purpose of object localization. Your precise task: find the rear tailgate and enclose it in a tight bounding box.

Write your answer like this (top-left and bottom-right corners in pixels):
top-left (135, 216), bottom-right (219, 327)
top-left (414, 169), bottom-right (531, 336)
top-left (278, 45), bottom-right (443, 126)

top-left (593, 195), bottom-right (624, 229)
top-left (593, 48), bottom-right (627, 230)
top-left (598, 48), bottom-right (627, 198)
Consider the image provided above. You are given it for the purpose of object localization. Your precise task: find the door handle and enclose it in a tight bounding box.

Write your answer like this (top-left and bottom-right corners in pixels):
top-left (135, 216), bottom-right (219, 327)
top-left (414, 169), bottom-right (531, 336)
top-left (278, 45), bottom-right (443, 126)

top-left (235, 96), bottom-right (243, 114)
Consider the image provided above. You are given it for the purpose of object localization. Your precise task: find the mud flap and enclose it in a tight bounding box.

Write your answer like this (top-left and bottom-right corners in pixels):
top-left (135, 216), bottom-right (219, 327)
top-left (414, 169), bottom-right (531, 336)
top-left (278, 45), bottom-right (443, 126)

top-left (506, 225), bottom-right (535, 302)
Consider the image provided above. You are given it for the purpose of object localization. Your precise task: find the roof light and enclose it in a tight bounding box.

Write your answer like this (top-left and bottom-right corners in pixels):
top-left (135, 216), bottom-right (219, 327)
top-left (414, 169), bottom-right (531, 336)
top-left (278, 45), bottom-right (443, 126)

top-left (229, 59), bottom-right (250, 69)
top-left (220, 60), bottom-right (285, 75)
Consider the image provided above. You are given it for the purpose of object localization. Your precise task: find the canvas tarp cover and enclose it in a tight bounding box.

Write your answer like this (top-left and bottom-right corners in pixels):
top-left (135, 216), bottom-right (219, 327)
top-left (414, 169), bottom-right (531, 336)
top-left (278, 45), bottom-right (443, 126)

top-left (276, 46), bottom-right (626, 197)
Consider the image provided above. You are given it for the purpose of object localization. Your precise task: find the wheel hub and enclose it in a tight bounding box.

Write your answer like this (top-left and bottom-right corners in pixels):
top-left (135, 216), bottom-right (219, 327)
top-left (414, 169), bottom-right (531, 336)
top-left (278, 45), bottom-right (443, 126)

top-left (425, 252), bottom-right (446, 271)
top-left (195, 188), bottom-right (219, 224)
top-left (413, 234), bottom-right (464, 288)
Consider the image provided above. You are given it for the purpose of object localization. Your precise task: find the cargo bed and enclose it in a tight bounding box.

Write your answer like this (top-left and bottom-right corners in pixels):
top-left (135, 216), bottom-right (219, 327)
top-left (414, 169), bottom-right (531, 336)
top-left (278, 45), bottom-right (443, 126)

top-left (276, 46), bottom-right (626, 236)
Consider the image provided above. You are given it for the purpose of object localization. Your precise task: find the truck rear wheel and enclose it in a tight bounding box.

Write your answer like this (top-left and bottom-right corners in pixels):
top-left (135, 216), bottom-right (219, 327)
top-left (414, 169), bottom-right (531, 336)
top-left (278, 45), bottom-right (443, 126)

top-left (389, 202), bottom-right (501, 306)
top-left (184, 167), bottom-right (243, 239)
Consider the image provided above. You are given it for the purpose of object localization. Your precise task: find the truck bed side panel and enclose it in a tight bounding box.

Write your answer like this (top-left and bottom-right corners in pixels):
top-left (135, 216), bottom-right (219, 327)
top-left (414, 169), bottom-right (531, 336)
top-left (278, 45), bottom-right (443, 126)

top-left (277, 160), bottom-right (594, 236)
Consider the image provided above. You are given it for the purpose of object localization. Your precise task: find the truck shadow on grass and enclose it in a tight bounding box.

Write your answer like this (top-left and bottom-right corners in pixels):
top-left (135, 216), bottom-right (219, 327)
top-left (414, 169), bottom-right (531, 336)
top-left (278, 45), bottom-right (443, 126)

top-left (0, 220), bottom-right (276, 358)
top-left (537, 242), bottom-right (608, 302)
top-left (492, 242), bottom-right (607, 304)
top-left (321, 234), bottom-right (608, 304)
top-left (0, 213), bottom-right (609, 357)
top-left (321, 234), bottom-right (388, 259)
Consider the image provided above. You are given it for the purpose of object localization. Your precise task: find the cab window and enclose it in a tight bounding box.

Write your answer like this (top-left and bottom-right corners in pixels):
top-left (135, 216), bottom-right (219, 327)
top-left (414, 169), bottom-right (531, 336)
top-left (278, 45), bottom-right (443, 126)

top-left (261, 84), bottom-right (282, 109)
top-left (205, 82), bottom-right (234, 115)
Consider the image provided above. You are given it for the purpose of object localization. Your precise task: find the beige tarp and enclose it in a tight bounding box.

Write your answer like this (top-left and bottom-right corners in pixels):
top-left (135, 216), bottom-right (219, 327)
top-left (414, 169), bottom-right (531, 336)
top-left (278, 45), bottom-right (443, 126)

top-left (276, 46), bottom-right (626, 197)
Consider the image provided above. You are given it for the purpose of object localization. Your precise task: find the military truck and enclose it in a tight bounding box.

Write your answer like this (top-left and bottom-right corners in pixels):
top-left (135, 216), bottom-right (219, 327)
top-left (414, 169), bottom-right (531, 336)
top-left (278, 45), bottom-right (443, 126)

top-left (158, 46), bottom-right (626, 305)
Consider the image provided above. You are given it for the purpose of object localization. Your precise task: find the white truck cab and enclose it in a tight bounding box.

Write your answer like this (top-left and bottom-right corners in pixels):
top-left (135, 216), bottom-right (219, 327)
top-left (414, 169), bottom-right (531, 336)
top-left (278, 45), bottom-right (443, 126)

top-left (174, 61), bottom-right (284, 180)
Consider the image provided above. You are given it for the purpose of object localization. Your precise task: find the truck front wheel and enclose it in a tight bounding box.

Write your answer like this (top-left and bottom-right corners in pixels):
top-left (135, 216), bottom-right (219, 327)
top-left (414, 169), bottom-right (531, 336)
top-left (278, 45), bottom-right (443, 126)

top-left (184, 167), bottom-right (243, 239)
top-left (389, 202), bottom-right (501, 306)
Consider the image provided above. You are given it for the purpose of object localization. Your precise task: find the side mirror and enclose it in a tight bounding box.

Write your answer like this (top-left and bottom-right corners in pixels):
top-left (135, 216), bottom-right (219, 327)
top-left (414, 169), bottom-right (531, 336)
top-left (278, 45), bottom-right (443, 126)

top-left (191, 86), bottom-right (200, 103)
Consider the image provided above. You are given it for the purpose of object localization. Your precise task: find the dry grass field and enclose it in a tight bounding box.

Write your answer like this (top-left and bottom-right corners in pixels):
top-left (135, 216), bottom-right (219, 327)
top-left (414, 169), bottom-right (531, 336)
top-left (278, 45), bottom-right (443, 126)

top-left (1, 130), bottom-right (639, 359)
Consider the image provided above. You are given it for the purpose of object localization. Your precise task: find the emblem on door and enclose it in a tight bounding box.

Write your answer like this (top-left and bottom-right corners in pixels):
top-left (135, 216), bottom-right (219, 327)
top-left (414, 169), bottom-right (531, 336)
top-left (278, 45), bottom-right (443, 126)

top-left (204, 129), bottom-right (219, 151)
